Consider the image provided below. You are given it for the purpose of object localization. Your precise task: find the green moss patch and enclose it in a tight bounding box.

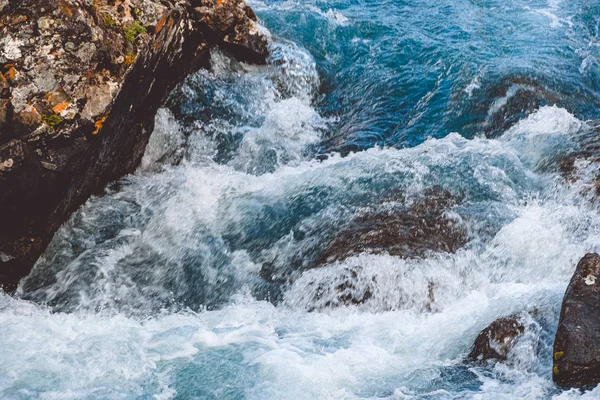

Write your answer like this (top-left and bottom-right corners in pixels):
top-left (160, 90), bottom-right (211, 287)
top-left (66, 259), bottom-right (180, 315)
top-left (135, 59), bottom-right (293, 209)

top-left (124, 21), bottom-right (147, 43)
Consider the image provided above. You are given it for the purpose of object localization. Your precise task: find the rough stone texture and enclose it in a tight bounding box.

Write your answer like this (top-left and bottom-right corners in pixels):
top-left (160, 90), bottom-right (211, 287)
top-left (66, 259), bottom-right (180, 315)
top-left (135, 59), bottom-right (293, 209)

top-left (297, 266), bottom-right (375, 312)
top-left (482, 76), bottom-right (561, 138)
top-left (0, 0), bottom-right (268, 291)
top-left (468, 315), bottom-right (525, 363)
top-left (315, 186), bottom-right (467, 265)
top-left (258, 187), bottom-right (468, 309)
top-left (557, 121), bottom-right (600, 199)
top-left (553, 253), bottom-right (600, 389)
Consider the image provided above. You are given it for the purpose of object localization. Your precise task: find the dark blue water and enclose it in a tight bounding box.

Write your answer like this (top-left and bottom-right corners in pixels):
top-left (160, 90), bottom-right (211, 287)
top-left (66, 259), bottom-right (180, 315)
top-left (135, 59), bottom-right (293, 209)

top-left (253, 0), bottom-right (600, 150)
top-left (1, 0), bottom-right (600, 398)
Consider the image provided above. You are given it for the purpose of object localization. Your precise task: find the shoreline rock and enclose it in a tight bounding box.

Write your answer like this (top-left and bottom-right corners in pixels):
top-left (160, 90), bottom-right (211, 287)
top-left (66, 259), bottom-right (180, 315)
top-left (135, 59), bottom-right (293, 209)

top-left (0, 0), bottom-right (268, 291)
top-left (553, 253), bottom-right (600, 389)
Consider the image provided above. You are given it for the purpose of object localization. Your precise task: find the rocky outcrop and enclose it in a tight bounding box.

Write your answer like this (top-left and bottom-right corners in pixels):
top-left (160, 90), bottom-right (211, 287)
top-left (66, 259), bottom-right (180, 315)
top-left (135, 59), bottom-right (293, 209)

top-left (468, 315), bottom-right (525, 363)
top-left (258, 187), bottom-right (467, 311)
top-left (553, 253), bottom-right (600, 389)
top-left (0, 0), bottom-right (268, 291)
top-left (315, 186), bottom-right (466, 265)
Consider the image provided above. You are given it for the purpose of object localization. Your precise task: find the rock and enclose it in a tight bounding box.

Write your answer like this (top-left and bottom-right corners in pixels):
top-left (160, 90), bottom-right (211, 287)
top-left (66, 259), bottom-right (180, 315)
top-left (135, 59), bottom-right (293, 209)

top-left (259, 186), bottom-right (467, 306)
top-left (37, 17), bottom-right (51, 30)
top-left (456, 75), bottom-right (563, 139)
top-left (75, 42), bottom-right (96, 63)
top-left (298, 266), bottom-right (375, 312)
top-left (556, 121), bottom-right (600, 194)
top-left (468, 315), bottom-right (525, 363)
top-left (0, 0), bottom-right (268, 291)
top-left (316, 186), bottom-right (466, 265)
top-left (553, 253), bottom-right (600, 389)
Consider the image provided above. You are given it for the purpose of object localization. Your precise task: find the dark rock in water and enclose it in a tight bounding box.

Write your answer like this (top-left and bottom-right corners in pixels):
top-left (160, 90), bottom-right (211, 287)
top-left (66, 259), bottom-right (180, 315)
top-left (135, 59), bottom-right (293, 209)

top-left (468, 315), bottom-right (525, 363)
top-left (556, 120), bottom-right (600, 195)
top-left (553, 253), bottom-right (600, 389)
top-left (256, 187), bottom-right (466, 311)
top-left (483, 76), bottom-right (561, 138)
top-left (301, 266), bottom-right (375, 312)
top-left (316, 186), bottom-right (466, 265)
top-left (0, 0), bottom-right (268, 291)
top-left (454, 75), bottom-right (562, 139)
top-left (270, 187), bottom-right (467, 312)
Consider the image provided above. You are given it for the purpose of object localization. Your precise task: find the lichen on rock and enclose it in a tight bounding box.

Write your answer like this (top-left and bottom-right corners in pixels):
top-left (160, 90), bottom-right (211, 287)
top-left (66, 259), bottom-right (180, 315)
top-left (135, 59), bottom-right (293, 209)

top-left (0, 0), bottom-right (268, 291)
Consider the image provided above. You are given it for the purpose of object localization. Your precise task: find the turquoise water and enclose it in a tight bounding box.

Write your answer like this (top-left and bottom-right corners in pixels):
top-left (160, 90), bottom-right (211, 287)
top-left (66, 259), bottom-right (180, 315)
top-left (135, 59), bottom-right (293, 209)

top-left (2, 0), bottom-right (600, 398)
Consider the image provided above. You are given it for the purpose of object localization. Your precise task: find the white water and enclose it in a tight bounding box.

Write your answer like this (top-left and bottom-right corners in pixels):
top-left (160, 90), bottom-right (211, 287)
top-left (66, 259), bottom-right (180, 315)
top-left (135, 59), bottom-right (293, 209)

top-left (2, 26), bottom-right (600, 400)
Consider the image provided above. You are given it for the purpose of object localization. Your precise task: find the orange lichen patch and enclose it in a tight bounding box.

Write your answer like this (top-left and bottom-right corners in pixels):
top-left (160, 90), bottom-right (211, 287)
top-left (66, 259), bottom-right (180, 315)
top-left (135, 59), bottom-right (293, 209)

top-left (156, 15), bottom-right (167, 33)
top-left (124, 54), bottom-right (136, 66)
top-left (10, 15), bottom-right (28, 25)
top-left (217, 0), bottom-right (228, 5)
top-left (44, 91), bottom-right (69, 107)
top-left (4, 66), bottom-right (16, 81)
top-left (93, 116), bottom-right (107, 135)
top-left (59, 5), bottom-right (74, 18)
top-left (52, 102), bottom-right (71, 114)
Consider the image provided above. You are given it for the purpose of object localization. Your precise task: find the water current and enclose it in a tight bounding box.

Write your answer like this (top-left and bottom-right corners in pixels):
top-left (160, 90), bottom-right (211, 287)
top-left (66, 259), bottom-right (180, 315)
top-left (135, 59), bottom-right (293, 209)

top-left (2, 0), bottom-right (600, 398)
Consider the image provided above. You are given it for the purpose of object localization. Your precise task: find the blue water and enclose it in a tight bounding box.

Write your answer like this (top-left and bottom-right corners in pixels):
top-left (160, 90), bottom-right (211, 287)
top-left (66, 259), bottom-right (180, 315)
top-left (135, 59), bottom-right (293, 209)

top-left (2, 0), bottom-right (600, 399)
top-left (253, 0), bottom-right (600, 148)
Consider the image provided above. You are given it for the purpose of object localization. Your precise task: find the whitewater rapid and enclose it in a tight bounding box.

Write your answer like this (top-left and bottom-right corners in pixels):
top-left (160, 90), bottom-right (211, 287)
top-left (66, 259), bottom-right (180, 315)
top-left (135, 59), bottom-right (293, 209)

top-left (2, 0), bottom-right (600, 398)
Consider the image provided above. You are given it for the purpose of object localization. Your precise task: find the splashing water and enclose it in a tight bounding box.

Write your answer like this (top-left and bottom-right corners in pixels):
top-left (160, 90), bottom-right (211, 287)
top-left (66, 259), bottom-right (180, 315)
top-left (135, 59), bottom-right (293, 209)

top-left (2, 0), bottom-right (600, 399)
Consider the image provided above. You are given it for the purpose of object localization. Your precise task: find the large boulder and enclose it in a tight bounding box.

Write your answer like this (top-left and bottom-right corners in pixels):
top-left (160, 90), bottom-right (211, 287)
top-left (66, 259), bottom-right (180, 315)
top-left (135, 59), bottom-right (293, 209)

top-left (0, 0), bottom-right (268, 291)
top-left (553, 253), bottom-right (600, 389)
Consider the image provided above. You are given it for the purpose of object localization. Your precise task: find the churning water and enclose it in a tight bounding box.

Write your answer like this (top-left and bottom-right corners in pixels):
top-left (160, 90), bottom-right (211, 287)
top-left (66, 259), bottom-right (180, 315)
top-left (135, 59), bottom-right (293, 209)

top-left (2, 0), bottom-right (600, 398)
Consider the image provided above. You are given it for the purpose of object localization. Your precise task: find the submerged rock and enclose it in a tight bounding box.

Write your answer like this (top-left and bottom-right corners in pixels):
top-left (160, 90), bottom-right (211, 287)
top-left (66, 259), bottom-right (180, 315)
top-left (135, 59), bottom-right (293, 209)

top-left (289, 265), bottom-right (376, 312)
top-left (455, 75), bottom-right (563, 139)
top-left (0, 0), bottom-right (268, 291)
top-left (261, 187), bottom-right (467, 311)
top-left (468, 315), bottom-right (525, 363)
top-left (556, 120), bottom-right (600, 195)
top-left (283, 261), bottom-right (441, 313)
top-left (553, 253), bottom-right (600, 389)
top-left (316, 186), bottom-right (467, 265)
